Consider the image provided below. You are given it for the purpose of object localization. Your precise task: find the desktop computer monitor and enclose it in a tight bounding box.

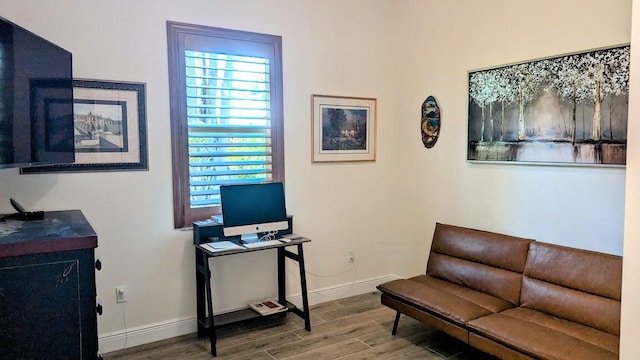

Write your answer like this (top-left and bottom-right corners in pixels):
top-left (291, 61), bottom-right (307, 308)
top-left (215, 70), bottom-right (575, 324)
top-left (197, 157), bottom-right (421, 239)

top-left (219, 182), bottom-right (289, 242)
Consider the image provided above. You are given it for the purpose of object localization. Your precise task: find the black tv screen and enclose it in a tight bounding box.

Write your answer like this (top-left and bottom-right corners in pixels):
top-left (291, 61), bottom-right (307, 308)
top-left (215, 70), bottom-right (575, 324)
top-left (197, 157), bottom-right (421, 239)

top-left (0, 16), bottom-right (74, 169)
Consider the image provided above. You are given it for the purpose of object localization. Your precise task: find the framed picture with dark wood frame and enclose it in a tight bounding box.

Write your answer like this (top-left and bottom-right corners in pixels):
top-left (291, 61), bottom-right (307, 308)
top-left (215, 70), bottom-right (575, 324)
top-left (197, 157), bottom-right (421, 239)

top-left (21, 79), bottom-right (148, 173)
top-left (311, 94), bottom-right (377, 162)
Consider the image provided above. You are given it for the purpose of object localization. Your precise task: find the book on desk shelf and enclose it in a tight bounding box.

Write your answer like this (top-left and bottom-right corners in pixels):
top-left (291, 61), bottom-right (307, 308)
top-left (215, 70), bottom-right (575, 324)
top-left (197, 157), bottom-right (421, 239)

top-left (248, 298), bottom-right (286, 316)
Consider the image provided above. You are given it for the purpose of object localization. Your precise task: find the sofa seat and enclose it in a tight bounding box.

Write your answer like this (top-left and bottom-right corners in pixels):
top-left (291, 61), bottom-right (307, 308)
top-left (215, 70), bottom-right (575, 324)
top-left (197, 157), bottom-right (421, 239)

top-left (468, 307), bottom-right (618, 360)
top-left (408, 275), bottom-right (516, 314)
top-left (378, 275), bottom-right (515, 326)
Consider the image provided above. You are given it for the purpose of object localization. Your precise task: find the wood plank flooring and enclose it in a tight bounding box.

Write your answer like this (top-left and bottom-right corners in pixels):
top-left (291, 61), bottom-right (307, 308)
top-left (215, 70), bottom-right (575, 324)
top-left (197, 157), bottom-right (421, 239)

top-left (103, 292), bottom-right (496, 359)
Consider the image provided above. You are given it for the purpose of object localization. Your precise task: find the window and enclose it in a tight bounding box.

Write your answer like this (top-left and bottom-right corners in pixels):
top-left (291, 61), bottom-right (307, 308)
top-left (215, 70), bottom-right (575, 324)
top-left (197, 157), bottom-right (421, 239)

top-left (167, 22), bottom-right (284, 228)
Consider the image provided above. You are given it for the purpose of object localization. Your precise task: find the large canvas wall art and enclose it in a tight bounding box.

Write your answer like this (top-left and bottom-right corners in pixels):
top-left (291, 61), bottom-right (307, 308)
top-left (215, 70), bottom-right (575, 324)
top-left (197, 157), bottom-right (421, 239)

top-left (467, 45), bottom-right (629, 166)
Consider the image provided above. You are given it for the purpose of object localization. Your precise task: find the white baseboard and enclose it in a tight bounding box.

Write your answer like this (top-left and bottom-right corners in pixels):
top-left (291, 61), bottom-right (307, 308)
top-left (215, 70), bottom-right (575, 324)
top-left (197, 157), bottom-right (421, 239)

top-left (288, 274), bottom-right (400, 308)
top-left (98, 316), bottom-right (196, 355)
top-left (98, 274), bottom-right (400, 355)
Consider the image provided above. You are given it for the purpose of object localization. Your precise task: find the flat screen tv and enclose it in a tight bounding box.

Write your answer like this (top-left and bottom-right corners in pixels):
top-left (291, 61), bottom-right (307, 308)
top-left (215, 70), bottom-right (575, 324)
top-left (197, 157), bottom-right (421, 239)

top-left (0, 16), bottom-right (74, 169)
top-left (220, 182), bottom-right (289, 243)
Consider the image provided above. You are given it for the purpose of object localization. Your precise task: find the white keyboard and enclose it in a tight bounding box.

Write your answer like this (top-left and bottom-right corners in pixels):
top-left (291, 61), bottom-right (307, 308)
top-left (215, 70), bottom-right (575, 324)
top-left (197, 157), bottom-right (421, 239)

top-left (243, 239), bottom-right (283, 248)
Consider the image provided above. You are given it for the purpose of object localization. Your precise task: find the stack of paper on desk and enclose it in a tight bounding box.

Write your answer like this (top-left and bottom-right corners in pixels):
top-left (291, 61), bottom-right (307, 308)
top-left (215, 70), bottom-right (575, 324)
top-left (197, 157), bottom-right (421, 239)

top-left (201, 241), bottom-right (244, 252)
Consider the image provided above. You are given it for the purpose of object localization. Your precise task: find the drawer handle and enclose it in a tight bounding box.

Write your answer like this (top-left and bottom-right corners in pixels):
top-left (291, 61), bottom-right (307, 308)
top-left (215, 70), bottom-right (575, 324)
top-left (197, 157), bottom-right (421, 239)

top-left (95, 259), bottom-right (102, 271)
top-left (96, 303), bottom-right (103, 315)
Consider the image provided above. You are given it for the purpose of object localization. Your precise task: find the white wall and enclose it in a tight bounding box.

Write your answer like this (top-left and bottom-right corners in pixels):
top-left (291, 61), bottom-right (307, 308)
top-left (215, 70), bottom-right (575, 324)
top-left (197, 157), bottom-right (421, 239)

top-left (620, 0), bottom-right (640, 358)
top-left (0, 0), bottom-right (403, 352)
top-left (391, 0), bottom-right (631, 277)
top-left (0, 0), bottom-right (634, 355)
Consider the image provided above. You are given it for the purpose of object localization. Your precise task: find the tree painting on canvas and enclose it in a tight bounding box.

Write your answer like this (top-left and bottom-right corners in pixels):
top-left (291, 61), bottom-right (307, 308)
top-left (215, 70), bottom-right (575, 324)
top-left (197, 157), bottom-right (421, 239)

top-left (467, 45), bottom-right (629, 166)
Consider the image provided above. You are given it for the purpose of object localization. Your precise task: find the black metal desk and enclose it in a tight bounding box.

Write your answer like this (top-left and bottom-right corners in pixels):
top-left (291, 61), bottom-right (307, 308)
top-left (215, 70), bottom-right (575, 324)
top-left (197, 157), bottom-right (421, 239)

top-left (193, 221), bottom-right (311, 357)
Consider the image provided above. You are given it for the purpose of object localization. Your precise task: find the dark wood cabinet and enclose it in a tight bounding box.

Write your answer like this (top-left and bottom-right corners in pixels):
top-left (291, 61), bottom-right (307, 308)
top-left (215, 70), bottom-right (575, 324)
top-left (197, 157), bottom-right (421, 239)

top-left (0, 210), bottom-right (99, 360)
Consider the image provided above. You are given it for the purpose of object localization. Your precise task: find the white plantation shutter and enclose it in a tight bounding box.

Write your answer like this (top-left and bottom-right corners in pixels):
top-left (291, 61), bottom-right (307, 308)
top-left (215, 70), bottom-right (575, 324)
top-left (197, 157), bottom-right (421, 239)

top-left (186, 52), bottom-right (273, 208)
top-left (167, 22), bottom-right (284, 228)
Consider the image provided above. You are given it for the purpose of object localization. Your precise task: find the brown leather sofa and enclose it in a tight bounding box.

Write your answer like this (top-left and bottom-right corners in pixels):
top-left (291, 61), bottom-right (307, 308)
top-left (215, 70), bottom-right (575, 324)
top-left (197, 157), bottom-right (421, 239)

top-left (377, 223), bottom-right (622, 360)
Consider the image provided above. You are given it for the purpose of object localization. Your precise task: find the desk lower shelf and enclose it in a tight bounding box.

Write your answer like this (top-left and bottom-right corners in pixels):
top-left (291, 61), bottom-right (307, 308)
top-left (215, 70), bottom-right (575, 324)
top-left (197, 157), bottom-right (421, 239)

top-left (199, 301), bottom-right (298, 329)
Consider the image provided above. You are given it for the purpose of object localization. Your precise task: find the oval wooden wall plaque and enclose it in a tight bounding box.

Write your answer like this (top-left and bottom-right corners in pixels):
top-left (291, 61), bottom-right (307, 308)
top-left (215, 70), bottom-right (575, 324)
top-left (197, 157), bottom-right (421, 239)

top-left (421, 96), bottom-right (441, 148)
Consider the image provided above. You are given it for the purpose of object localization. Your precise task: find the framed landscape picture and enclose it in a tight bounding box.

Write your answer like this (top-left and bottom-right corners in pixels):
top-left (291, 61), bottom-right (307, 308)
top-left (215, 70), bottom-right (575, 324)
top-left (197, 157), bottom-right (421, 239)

top-left (311, 94), bottom-right (377, 162)
top-left (467, 45), bottom-right (629, 167)
top-left (21, 79), bottom-right (148, 173)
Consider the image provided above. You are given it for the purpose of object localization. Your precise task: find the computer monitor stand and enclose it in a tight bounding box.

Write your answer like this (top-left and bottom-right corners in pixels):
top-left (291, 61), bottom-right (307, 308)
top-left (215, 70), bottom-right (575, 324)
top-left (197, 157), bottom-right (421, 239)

top-left (240, 233), bottom-right (259, 244)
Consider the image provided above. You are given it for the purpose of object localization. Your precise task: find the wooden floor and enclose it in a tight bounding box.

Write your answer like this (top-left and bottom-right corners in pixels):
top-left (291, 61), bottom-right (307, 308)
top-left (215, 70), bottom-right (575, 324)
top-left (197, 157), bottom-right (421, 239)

top-left (104, 292), bottom-right (496, 359)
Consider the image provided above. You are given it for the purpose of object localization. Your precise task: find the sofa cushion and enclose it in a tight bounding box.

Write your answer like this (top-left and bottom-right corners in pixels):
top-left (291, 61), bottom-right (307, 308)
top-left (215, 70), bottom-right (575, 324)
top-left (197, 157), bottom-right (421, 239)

top-left (429, 223), bottom-right (533, 273)
top-left (468, 307), bottom-right (618, 360)
top-left (521, 277), bottom-right (620, 336)
top-left (377, 277), bottom-right (514, 326)
top-left (522, 242), bottom-right (622, 335)
top-left (524, 242), bottom-right (622, 300)
top-left (427, 253), bottom-right (526, 306)
top-left (427, 223), bottom-right (533, 305)
top-left (409, 275), bottom-right (514, 313)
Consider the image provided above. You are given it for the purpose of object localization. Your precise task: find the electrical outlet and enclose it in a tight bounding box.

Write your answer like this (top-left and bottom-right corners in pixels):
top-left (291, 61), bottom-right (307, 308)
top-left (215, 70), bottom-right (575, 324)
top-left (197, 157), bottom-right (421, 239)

top-left (115, 286), bottom-right (128, 303)
top-left (348, 249), bottom-right (355, 263)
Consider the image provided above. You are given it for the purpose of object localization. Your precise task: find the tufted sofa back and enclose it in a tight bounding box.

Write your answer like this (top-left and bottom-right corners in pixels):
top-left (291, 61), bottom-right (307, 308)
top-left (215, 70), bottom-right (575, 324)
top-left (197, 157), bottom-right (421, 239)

top-left (426, 223), bottom-right (533, 305)
top-left (521, 241), bottom-right (622, 335)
